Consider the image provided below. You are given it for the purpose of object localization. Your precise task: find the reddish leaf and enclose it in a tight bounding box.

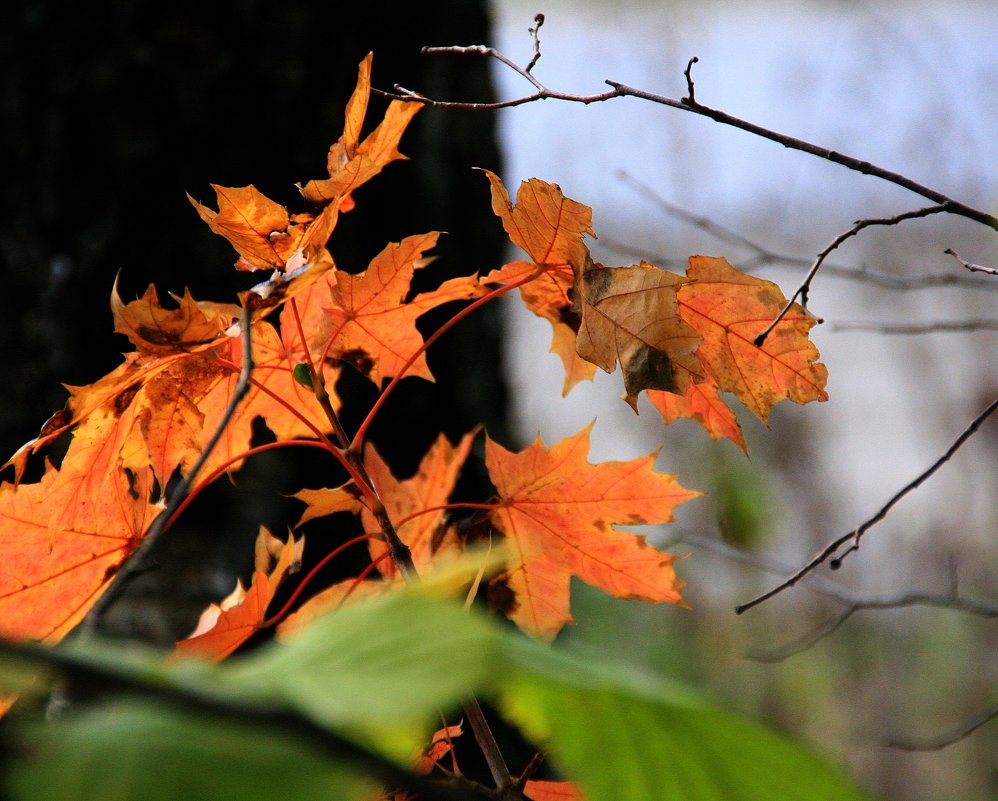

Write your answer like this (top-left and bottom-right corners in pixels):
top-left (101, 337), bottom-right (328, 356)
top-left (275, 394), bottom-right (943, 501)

top-left (486, 424), bottom-right (698, 639)
top-left (414, 722), bottom-right (463, 775)
top-left (0, 409), bottom-right (158, 642)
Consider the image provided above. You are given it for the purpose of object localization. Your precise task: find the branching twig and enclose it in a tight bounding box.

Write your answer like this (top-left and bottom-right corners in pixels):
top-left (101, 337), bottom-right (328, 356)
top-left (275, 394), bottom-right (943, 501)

top-left (380, 45), bottom-right (998, 232)
top-left (671, 529), bottom-right (997, 618)
top-left (886, 704), bottom-right (998, 751)
top-left (753, 205), bottom-right (949, 346)
top-left (80, 305), bottom-right (255, 636)
top-left (945, 247), bottom-right (998, 276)
top-left (735, 396), bottom-right (998, 614)
top-left (611, 172), bottom-right (998, 292)
top-left (830, 319), bottom-right (998, 334)
top-left (668, 530), bottom-right (996, 665)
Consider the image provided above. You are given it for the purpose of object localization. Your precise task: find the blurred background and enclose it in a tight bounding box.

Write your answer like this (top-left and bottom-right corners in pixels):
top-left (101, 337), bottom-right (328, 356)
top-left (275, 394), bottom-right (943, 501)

top-left (1, 1), bottom-right (995, 799)
top-left (488, 2), bottom-right (997, 800)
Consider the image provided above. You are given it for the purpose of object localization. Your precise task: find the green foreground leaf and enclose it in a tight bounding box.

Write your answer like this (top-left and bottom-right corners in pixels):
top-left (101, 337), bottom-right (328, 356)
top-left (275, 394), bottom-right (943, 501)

top-left (6, 699), bottom-right (375, 801)
top-left (1, 592), bottom-right (873, 801)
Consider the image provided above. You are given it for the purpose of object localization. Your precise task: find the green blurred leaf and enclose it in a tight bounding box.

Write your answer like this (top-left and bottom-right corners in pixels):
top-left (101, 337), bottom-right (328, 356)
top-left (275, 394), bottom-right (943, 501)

top-left (6, 699), bottom-right (376, 801)
top-left (501, 637), bottom-right (873, 801)
top-left (217, 591), bottom-right (500, 729)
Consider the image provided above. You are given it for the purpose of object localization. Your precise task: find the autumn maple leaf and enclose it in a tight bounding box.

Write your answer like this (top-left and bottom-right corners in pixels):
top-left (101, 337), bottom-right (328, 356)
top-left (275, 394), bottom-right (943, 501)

top-left (189, 54), bottom-right (419, 278)
top-left (313, 233), bottom-right (485, 385)
top-left (0, 413), bottom-right (158, 642)
top-left (647, 379), bottom-right (747, 453)
top-left (361, 431), bottom-right (476, 579)
top-left (482, 172), bottom-right (598, 394)
top-left (574, 258), bottom-right (704, 409)
top-left (284, 432), bottom-right (476, 629)
top-left (299, 53), bottom-right (421, 211)
top-left (677, 256), bottom-right (828, 424)
top-left (483, 174), bottom-right (706, 405)
top-left (524, 780), bottom-right (587, 801)
top-left (173, 529), bottom-right (303, 662)
top-left (0, 285), bottom-right (331, 645)
top-left (485, 424), bottom-right (699, 639)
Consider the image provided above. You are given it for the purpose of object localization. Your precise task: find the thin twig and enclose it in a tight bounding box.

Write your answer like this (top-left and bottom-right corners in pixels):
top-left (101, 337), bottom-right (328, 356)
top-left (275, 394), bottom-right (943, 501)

top-left (613, 171), bottom-right (998, 292)
top-left (525, 14), bottom-right (544, 74)
top-left (945, 247), bottom-right (998, 276)
top-left (886, 704), bottom-right (998, 751)
top-left (830, 319), bottom-right (998, 334)
top-left (80, 305), bottom-right (255, 636)
top-left (753, 205), bottom-right (949, 346)
top-left (380, 47), bottom-right (998, 232)
top-left (735, 396), bottom-right (998, 614)
top-left (682, 56), bottom-right (699, 104)
top-left (671, 529), bottom-right (997, 618)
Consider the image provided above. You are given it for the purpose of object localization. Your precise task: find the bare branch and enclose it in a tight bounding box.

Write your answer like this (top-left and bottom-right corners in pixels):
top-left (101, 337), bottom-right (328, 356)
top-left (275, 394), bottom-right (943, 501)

top-left (753, 205), bottom-right (949, 346)
top-left (673, 529), bottom-right (997, 617)
top-left (886, 705), bottom-right (998, 751)
top-left (667, 529), bottom-right (996, 662)
top-left (831, 319), bottom-right (998, 334)
top-left (379, 44), bottom-right (998, 232)
top-left (945, 247), bottom-right (998, 276)
top-left (611, 171), bottom-right (998, 292)
top-left (736, 396), bottom-right (998, 614)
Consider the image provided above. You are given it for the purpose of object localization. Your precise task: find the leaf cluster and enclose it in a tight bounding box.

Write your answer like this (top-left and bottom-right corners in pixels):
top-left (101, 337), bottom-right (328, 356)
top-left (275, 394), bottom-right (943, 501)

top-left (0, 55), bottom-right (851, 801)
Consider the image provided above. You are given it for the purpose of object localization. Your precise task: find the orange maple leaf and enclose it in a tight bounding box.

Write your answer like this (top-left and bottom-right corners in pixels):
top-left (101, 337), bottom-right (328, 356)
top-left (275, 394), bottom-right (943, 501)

top-left (173, 529), bottom-right (302, 662)
top-left (481, 260), bottom-right (596, 395)
top-left (0, 409), bottom-right (158, 642)
top-left (282, 432), bottom-right (475, 630)
top-left (677, 256), bottom-right (828, 424)
top-left (111, 280), bottom-right (242, 355)
top-left (188, 184), bottom-right (308, 272)
top-left (647, 379), bottom-right (747, 453)
top-left (316, 233), bottom-right (485, 385)
top-left (483, 172), bottom-right (597, 395)
top-left (0, 293), bottom-right (330, 645)
top-left (524, 780), bottom-right (587, 801)
top-left (189, 53), bottom-right (419, 276)
top-left (362, 431), bottom-right (476, 579)
top-left (485, 424), bottom-right (698, 639)
top-left (299, 53), bottom-right (421, 211)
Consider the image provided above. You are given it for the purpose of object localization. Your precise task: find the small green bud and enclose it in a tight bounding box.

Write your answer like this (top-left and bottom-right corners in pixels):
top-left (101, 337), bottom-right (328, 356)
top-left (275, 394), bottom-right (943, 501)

top-left (292, 362), bottom-right (314, 390)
